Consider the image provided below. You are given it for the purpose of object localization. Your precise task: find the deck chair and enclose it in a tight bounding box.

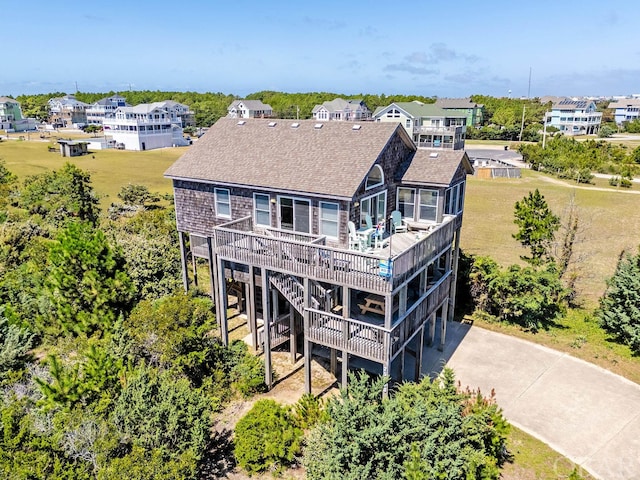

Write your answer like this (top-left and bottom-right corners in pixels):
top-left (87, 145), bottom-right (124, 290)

top-left (391, 210), bottom-right (408, 234)
top-left (348, 221), bottom-right (366, 251)
top-left (357, 214), bottom-right (375, 246)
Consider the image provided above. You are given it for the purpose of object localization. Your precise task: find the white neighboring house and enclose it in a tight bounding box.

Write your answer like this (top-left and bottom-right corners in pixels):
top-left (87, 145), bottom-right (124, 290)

top-left (86, 95), bottom-right (130, 125)
top-left (103, 104), bottom-right (190, 151)
top-left (311, 98), bottom-right (371, 121)
top-left (227, 100), bottom-right (273, 118)
top-left (146, 100), bottom-right (195, 127)
top-left (545, 99), bottom-right (602, 135)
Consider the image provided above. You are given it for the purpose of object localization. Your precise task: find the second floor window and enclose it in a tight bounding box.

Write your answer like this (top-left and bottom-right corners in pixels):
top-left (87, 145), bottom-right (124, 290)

top-left (320, 202), bottom-right (339, 238)
top-left (419, 189), bottom-right (438, 222)
top-left (365, 165), bottom-right (384, 190)
top-left (397, 188), bottom-right (415, 219)
top-left (215, 188), bottom-right (231, 218)
top-left (254, 193), bottom-right (270, 226)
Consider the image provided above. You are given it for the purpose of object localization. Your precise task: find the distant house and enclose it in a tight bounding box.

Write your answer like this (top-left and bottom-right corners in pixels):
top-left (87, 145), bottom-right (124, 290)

top-left (103, 104), bottom-right (190, 150)
top-left (373, 101), bottom-right (466, 150)
top-left (545, 99), bottom-right (602, 135)
top-left (434, 98), bottom-right (484, 127)
top-left (48, 94), bottom-right (89, 127)
top-left (86, 95), bottom-right (130, 125)
top-left (148, 100), bottom-right (195, 127)
top-left (164, 118), bottom-right (473, 392)
top-left (227, 100), bottom-right (273, 119)
top-left (0, 96), bottom-right (36, 132)
top-left (312, 98), bottom-right (371, 121)
top-left (608, 98), bottom-right (640, 125)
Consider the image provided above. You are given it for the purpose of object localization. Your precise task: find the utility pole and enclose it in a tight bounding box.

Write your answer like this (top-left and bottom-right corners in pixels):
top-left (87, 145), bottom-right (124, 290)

top-left (527, 67), bottom-right (532, 99)
top-left (518, 106), bottom-right (526, 142)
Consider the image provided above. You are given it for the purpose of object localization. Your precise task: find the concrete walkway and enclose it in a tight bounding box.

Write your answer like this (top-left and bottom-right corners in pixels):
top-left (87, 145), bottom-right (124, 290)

top-left (422, 322), bottom-right (640, 480)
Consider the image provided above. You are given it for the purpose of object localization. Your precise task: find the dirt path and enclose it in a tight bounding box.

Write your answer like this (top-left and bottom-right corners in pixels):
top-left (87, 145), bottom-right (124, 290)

top-left (537, 174), bottom-right (640, 194)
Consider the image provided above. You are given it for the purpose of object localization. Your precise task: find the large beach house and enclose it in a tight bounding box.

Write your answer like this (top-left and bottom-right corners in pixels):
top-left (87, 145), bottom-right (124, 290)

top-left (165, 118), bottom-right (473, 392)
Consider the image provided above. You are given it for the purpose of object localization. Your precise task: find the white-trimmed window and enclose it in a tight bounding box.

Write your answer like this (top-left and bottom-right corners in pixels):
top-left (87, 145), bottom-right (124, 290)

top-left (444, 182), bottom-right (465, 215)
top-left (215, 188), bottom-right (231, 218)
top-left (386, 108), bottom-right (400, 118)
top-left (360, 190), bottom-right (387, 227)
top-left (254, 193), bottom-right (270, 227)
top-left (319, 202), bottom-right (339, 238)
top-left (365, 165), bottom-right (384, 190)
top-left (419, 189), bottom-right (438, 222)
top-left (397, 187), bottom-right (415, 219)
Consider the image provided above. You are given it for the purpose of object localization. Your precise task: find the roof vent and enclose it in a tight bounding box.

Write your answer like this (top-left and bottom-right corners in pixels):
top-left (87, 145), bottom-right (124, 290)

top-left (429, 152), bottom-right (439, 158)
top-left (314, 123), bottom-right (323, 129)
top-left (237, 120), bottom-right (246, 126)
top-left (268, 121), bottom-right (277, 127)
top-left (352, 124), bottom-right (361, 130)
top-left (291, 122), bottom-right (300, 128)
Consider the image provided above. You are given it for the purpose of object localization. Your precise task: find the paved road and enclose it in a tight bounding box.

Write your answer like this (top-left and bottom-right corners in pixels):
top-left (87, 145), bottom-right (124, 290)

top-left (422, 322), bottom-right (640, 480)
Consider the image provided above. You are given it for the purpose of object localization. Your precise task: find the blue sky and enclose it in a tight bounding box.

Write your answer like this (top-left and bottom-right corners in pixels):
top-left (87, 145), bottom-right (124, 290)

top-left (3, 0), bottom-right (640, 98)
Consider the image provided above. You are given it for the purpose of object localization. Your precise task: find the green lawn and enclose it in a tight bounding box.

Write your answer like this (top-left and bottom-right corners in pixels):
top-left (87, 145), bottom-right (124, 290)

top-left (462, 169), bottom-right (640, 383)
top-left (0, 138), bottom-right (181, 207)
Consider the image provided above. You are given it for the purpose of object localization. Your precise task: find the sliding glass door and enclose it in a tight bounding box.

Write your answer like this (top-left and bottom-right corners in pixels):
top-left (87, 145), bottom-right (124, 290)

top-left (279, 197), bottom-right (310, 233)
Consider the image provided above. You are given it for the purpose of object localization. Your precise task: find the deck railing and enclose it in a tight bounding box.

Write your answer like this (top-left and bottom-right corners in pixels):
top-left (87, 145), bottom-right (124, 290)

top-left (197, 215), bottom-right (455, 293)
top-left (306, 273), bottom-right (451, 363)
top-left (389, 273), bottom-right (451, 358)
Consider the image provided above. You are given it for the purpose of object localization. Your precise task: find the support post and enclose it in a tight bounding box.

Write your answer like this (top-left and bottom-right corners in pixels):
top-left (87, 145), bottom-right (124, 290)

top-left (217, 257), bottom-right (229, 346)
top-left (382, 361), bottom-right (390, 399)
top-left (439, 301), bottom-right (449, 352)
top-left (449, 227), bottom-right (461, 322)
top-left (206, 237), bottom-right (216, 305)
top-left (341, 350), bottom-right (348, 387)
top-left (330, 349), bottom-right (337, 377)
top-left (191, 252), bottom-right (198, 287)
top-left (342, 286), bottom-right (350, 388)
top-left (261, 268), bottom-right (272, 389)
top-left (303, 277), bottom-right (311, 395)
top-left (416, 325), bottom-right (424, 381)
top-left (429, 312), bottom-right (436, 346)
top-left (400, 348), bottom-right (405, 381)
top-left (249, 267), bottom-right (258, 352)
top-left (289, 304), bottom-right (296, 363)
top-left (178, 232), bottom-right (189, 292)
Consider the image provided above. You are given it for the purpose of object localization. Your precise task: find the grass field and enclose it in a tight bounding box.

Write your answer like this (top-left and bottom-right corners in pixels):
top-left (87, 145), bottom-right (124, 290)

top-left (0, 137), bottom-right (180, 207)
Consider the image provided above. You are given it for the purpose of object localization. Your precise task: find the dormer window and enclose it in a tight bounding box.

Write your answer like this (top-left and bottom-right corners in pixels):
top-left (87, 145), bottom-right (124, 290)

top-left (365, 165), bottom-right (384, 190)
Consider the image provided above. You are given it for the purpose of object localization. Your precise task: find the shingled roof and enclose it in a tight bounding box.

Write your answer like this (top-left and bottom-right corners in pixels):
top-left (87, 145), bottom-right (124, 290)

top-left (401, 150), bottom-right (473, 186)
top-left (165, 118), bottom-right (414, 199)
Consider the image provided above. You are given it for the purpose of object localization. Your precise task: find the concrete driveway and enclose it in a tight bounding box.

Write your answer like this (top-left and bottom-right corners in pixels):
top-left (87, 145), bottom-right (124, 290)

top-left (422, 322), bottom-right (640, 480)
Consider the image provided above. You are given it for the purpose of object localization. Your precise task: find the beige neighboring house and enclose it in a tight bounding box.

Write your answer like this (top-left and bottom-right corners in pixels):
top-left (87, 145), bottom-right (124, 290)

top-left (48, 94), bottom-right (89, 128)
top-left (227, 99), bottom-right (273, 118)
top-left (312, 98), bottom-right (371, 121)
top-left (433, 98), bottom-right (484, 127)
top-left (609, 98), bottom-right (640, 125)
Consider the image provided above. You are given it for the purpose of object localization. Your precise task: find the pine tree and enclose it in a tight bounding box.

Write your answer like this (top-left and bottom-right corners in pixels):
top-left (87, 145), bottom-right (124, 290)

top-left (598, 251), bottom-right (640, 353)
top-left (513, 189), bottom-right (560, 265)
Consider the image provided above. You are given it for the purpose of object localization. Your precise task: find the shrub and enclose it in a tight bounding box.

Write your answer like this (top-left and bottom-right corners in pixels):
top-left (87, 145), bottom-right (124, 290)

top-left (234, 399), bottom-right (302, 475)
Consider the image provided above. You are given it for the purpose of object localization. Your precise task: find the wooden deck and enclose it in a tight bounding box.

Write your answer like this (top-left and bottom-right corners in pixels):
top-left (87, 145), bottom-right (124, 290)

top-left (189, 216), bottom-right (456, 294)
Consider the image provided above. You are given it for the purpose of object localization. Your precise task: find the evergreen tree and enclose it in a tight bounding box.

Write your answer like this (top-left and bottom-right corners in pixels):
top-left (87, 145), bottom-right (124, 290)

top-left (513, 189), bottom-right (560, 265)
top-left (45, 221), bottom-right (133, 336)
top-left (598, 251), bottom-right (640, 353)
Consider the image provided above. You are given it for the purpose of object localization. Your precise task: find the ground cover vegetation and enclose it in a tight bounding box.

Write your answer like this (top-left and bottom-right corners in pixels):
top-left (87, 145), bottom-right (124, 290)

top-left (0, 161), bottom-right (266, 478)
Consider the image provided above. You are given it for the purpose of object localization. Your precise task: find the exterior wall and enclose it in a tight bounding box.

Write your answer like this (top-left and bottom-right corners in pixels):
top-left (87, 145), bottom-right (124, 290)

top-left (173, 180), bottom-right (351, 247)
